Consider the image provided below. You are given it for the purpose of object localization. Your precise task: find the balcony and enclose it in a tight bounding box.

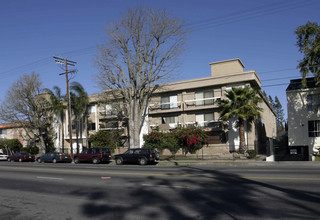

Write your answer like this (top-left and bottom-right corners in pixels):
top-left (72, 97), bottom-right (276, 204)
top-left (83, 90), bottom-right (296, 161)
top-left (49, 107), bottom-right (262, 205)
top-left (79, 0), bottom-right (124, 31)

top-left (185, 120), bottom-right (223, 131)
top-left (98, 109), bottom-right (118, 119)
top-left (149, 97), bottom-right (220, 114)
top-left (149, 101), bottom-right (182, 114)
top-left (184, 97), bottom-right (220, 111)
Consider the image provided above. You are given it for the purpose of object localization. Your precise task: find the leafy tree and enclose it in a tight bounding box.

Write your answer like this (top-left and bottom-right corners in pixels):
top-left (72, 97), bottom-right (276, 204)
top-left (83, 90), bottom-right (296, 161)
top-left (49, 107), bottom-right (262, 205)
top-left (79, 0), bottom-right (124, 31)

top-left (44, 86), bottom-right (66, 152)
top-left (267, 95), bottom-right (286, 134)
top-left (88, 130), bottom-right (123, 152)
top-left (274, 96), bottom-right (285, 133)
top-left (218, 86), bottom-right (263, 153)
top-left (295, 21), bottom-right (320, 86)
top-left (0, 73), bottom-right (54, 153)
top-left (6, 139), bottom-right (22, 153)
top-left (95, 7), bottom-right (188, 148)
top-left (70, 82), bottom-right (89, 153)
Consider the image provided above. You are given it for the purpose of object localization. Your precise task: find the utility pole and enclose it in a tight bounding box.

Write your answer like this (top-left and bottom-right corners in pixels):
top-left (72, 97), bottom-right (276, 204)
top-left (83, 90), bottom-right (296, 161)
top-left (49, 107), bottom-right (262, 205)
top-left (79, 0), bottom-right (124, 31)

top-left (53, 56), bottom-right (77, 159)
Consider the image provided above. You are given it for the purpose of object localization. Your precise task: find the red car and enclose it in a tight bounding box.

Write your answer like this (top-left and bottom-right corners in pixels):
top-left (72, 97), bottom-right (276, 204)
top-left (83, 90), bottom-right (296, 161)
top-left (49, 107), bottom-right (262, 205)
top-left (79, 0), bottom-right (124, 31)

top-left (8, 152), bottom-right (35, 162)
top-left (74, 148), bottom-right (111, 164)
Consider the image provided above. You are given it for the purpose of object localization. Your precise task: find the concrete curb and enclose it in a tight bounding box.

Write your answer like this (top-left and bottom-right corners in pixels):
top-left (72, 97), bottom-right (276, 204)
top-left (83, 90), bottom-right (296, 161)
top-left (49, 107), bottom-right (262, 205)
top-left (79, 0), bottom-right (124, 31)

top-left (157, 160), bottom-right (320, 167)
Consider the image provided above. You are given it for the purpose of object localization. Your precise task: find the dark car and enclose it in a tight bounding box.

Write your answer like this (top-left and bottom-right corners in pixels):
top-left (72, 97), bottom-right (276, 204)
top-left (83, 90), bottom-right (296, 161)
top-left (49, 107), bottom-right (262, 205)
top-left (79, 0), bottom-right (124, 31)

top-left (7, 152), bottom-right (35, 162)
top-left (114, 148), bottom-right (160, 165)
top-left (36, 152), bottom-right (72, 163)
top-left (73, 148), bottom-right (111, 164)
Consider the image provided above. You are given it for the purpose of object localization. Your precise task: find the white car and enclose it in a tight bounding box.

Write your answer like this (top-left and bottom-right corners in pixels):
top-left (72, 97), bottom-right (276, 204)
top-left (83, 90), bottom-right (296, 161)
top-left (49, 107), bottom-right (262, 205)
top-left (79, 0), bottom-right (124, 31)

top-left (0, 153), bottom-right (8, 161)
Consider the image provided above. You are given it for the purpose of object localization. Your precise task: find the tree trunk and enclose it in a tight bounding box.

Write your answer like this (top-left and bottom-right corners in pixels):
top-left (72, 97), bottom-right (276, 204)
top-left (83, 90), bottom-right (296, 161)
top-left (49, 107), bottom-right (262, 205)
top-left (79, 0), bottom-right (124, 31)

top-left (76, 120), bottom-right (79, 154)
top-left (238, 118), bottom-right (246, 153)
top-left (39, 133), bottom-right (46, 154)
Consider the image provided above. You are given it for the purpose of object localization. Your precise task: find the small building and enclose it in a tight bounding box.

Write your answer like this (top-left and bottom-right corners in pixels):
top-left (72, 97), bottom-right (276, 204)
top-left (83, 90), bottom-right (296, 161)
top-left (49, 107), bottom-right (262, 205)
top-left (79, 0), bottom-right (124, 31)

top-left (286, 77), bottom-right (320, 161)
top-left (0, 123), bottom-right (28, 151)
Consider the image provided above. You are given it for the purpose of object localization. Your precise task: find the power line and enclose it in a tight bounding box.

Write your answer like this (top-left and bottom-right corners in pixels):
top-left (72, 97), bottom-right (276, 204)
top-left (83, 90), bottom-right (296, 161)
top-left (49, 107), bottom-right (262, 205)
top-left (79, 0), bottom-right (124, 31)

top-left (188, 0), bottom-right (319, 32)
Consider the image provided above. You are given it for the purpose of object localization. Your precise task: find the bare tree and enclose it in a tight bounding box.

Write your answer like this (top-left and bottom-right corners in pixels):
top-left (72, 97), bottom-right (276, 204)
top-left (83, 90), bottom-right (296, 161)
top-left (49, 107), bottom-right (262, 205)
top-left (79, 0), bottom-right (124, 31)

top-left (95, 7), bottom-right (188, 148)
top-left (0, 73), bottom-right (54, 153)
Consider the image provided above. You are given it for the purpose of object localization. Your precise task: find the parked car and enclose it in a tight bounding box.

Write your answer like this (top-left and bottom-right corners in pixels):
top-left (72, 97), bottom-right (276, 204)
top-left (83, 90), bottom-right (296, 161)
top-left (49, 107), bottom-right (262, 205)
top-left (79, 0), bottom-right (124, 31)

top-left (73, 148), bottom-right (111, 164)
top-left (7, 152), bottom-right (35, 162)
top-left (36, 152), bottom-right (72, 163)
top-left (114, 148), bottom-right (160, 165)
top-left (0, 153), bottom-right (8, 161)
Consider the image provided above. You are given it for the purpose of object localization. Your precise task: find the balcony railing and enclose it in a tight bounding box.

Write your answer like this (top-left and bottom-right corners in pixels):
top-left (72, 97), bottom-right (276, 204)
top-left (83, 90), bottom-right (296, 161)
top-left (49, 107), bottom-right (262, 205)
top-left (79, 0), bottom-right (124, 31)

top-left (98, 109), bottom-right (118, 117)
top-left (184, 97), bottom-right (220, 107)
top-left (149, 101), bottom-right (181, 110)
top-left (149, 97), bottom-right (220, 113)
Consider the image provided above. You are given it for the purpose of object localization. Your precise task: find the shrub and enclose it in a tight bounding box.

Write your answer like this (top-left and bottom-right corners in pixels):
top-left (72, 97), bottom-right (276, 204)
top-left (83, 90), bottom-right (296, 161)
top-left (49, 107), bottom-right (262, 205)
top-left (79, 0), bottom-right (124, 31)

top-left (21, 146), bottom-right (39, 155)
top-left (143, 131), bottom-right (163, 149)
top-left (247, 149), bottom-right (257, 159)
top-left (89, 130), bottom-right (123, 152)
top-left (174, 126), bottom-right (208, 154)
top-left (144, 131), bottom-right (179, 154)
top-left (144, 126), bottom-right (208, 155)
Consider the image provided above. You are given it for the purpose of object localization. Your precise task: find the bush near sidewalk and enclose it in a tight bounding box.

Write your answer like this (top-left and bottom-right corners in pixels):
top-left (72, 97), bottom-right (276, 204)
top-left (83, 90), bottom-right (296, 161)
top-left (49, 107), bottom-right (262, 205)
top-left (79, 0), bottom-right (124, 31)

top-left (143, 125), bottom-right (208, 155)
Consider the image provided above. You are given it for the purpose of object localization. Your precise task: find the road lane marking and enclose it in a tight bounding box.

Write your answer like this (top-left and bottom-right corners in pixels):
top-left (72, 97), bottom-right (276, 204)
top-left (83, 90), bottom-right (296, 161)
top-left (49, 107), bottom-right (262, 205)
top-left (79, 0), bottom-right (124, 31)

top-left (142, 183), bottom-right (189, 189)
top-left (36, 176), bottom-right (64, 180)
top-left (1, 166), bottom-right (320, 181)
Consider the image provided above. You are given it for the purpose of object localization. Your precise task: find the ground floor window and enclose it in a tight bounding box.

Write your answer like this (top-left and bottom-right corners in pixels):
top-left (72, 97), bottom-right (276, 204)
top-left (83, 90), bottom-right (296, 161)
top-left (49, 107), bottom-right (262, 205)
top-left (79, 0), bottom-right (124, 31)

top-left (308, 120), bottom-right (320, 137)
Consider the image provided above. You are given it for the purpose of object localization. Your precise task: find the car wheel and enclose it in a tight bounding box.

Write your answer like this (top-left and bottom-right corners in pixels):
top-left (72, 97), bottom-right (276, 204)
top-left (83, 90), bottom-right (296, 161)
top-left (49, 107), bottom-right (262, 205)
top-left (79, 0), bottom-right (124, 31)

top-left (92, 157), bottom-right (99, 164)
top-left (37, 158), bottom-right (41, 163)
top-left (155, 152), bottom-right (160, 160)
top-left (53, 158), bottom-right (57, 163)
top-left (139, 157), bottom-right (147, 165)
top-left (115, 157), bottom-right (123, 165)
top-left (74, 157), bottom-right (80, 164)
top-left (19, 158), bottom-right (22, 162)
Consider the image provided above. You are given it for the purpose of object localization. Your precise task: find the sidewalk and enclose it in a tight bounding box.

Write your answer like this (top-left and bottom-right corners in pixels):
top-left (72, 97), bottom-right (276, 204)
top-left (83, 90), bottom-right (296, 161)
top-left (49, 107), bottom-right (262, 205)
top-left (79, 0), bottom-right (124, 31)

top-left (157, 159), bottom-right (320, 166)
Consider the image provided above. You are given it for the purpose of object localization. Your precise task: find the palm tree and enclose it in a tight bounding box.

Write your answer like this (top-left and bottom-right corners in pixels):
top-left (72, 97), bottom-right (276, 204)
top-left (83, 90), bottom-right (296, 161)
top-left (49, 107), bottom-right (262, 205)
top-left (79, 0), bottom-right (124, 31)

top-left (70, 82), bottom-right (89, 154)
top-left (219, 85), bottom-right (263, 153)
top-left (44, 86), bottom-right (66, 152)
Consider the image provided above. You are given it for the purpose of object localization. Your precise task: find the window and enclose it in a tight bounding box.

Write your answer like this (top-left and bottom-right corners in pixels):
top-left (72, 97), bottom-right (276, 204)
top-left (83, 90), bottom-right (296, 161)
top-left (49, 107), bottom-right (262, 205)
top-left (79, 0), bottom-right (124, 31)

top-left (196, 113), bottom-right (214, 127)
top-left (88, 105), bottom-right (96, 113)
top-left (307, 94), bottom-right (319, 111)
top-left (161, 95), bottom-right (178, 110)
top-left (105, 121), bottom-right (118, 129)
top-left (105, 104), bottom-right (118, 116)
top-left (308, 120), bottom-right (320, 137)
top-left (88, 123), bottom-right (96, 131)
top-left (162, 116), bottom-right (178, 124)
top-left (0, 129), bottom-right (6, 135)
top-left (195, 91), bottom-right (214, 106)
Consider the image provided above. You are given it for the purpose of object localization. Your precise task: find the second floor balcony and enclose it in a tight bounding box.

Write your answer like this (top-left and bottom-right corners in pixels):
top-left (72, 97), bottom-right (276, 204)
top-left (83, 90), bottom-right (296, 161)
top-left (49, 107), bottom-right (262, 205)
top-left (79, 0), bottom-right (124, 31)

top-left (148, 96), bottom-right (220, 114)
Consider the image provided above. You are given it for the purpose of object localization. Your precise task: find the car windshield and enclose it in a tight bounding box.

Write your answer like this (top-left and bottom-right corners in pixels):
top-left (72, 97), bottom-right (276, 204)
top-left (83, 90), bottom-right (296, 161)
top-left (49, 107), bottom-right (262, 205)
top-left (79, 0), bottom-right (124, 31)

top-left (125, 150), bottom-right (134, 154)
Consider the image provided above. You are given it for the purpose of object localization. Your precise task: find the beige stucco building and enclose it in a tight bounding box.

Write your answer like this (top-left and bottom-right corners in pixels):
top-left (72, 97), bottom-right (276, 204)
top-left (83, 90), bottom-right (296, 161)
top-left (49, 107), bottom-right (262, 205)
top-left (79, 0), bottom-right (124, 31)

top-left (46, 58), bottom-right (277, 159)
top-left (0, 59), bottom-right (277, 159)
top-left (145, 58), bottom-right (276, 158)
top-left (287, 77), bottom-right (320, 161)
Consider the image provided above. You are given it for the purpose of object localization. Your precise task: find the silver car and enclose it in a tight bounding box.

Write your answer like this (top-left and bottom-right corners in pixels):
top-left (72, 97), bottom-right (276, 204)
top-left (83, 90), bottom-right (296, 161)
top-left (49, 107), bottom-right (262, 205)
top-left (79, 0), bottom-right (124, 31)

top-left (0, 153), bottom-right (8, 161)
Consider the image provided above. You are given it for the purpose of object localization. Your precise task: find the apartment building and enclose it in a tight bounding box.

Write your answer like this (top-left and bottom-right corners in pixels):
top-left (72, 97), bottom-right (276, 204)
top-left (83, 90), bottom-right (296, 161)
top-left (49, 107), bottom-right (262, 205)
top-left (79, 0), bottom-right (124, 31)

top-left (146, 58), bottom-right (276, 157)
top-left (58, 58), bottom-right (276, 158)
top-left (287, 77), bottom-right (320, 161)
top-left (0, 123), bottom-right (28, 147)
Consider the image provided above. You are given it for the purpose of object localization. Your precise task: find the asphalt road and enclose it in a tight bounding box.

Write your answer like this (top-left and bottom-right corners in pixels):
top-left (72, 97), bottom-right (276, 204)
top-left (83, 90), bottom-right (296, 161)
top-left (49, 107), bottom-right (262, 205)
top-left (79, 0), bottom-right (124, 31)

top-left (0, 161), bottom-right (319, 220)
